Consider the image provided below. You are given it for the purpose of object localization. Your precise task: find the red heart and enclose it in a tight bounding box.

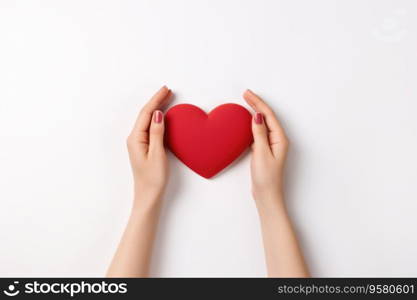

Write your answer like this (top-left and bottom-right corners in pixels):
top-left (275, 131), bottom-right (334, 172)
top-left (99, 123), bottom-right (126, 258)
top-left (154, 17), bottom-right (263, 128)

top-left (165, 103), bottom-right (253, 178)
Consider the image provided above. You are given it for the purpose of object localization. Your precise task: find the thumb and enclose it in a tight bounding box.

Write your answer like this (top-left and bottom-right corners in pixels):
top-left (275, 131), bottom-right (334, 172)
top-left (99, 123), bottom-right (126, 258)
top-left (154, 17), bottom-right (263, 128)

top-left (148, 110), bottom-right (165, 154)
top-left (252, 112), bottom-right (269, 151)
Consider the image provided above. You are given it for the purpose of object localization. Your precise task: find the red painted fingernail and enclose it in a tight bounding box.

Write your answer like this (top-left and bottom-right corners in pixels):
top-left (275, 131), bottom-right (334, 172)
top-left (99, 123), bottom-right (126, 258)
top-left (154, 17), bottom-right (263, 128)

top-left (254, 112), bottom-right (263, 124)
top-left (154, 110), bottom-right (163, 123)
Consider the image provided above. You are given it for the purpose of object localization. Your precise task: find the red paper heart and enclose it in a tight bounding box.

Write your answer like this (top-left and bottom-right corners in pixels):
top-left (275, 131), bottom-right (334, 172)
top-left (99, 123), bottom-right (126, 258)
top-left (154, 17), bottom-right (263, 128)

top-left (165, 103), bottom-right (253, 178)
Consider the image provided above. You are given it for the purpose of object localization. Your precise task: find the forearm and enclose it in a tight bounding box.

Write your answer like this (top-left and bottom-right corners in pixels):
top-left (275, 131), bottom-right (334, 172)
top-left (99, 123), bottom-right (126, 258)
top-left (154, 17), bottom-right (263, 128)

top-left (108, 86), bottom-right (169, 277)
top-left (256, 193), bottom-right (309, 277)
top-left (106, 194), bottom-right (162, 277)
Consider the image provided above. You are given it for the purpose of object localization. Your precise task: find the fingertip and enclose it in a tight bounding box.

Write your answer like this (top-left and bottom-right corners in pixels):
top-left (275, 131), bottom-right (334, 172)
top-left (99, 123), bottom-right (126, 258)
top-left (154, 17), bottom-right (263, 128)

top-left (155, 85), bottom-right (169, 96)
top-left (243, 89), bottom-right (252, 100)
top-left (151, 87), bottom-right (172, 110)
top-left (150, 85), bottom-right (170, 104)
top-left (243, 90), bottom-right (255, 108)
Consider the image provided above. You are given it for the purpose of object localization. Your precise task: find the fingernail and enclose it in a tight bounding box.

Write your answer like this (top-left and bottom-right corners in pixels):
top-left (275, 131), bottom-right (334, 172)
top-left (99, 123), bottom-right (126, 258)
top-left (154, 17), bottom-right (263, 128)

top-left (154, 110), bottom-right (163, 123)
top-left (254, 112), bottom-right (263, 124)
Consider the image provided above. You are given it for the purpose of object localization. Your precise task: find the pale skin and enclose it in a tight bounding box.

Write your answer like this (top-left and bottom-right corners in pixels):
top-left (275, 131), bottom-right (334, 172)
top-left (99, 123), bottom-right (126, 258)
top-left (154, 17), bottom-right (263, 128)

top-left (107, 86), bottom-right (309, 277)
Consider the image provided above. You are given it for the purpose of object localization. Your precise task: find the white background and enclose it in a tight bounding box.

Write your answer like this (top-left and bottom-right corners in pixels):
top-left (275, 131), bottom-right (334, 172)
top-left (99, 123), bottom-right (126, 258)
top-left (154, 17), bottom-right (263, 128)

top-left (1, 0), bottom-right (416, 277)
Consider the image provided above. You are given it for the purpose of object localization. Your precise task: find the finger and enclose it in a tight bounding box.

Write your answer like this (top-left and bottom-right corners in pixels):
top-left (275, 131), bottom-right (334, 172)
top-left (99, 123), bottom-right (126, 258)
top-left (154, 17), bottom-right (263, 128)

top-left (243, 89), bottom-right (288, 156)
top-left (148, 110), bottom-right (165, 155)
top-left (251, 112), bottom-right (271, 152)
top-left (243, 89), bottom-right (286, 135)
top-left (131, 86), bottom-right (171, 136)
top-left (128, 86), bottom-right (171, 153)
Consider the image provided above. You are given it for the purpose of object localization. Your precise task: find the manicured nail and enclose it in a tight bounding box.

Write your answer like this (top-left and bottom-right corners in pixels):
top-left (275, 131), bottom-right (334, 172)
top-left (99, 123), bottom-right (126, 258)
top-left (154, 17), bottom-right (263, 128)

top-left (254, 112), bottom-right (263, 124)
top-left (154, 110), bottom-right (163, 123)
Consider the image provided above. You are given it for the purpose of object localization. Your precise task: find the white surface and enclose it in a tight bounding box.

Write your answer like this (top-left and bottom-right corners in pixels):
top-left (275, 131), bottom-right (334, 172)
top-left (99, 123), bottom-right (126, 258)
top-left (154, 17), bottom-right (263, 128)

top-left (1, 0), bottom-right (416, 277)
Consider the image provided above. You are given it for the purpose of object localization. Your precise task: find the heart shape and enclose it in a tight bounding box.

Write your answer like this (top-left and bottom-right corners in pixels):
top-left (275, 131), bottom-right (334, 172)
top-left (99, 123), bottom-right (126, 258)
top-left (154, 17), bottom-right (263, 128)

top-left (165, 103), bottom-right (253, 178)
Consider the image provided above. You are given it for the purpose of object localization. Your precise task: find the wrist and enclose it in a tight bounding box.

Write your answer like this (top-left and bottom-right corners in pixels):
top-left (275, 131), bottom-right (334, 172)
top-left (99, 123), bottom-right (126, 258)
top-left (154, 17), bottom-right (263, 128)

top-left (252, 186), bottom-right (283, 203)
top-left (134, 182), bottom-right (165, 200)
top-left (132, 190), bottom-right (163, 216)
top-left (253, 190), bottom-right (287, 216)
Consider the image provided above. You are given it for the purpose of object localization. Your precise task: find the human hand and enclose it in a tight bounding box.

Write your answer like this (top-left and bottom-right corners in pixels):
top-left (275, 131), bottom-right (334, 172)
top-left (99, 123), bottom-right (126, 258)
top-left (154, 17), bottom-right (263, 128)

top-left (243, 89), bottom-right (289, 207)
top-left (107, 86), bottom-right (172, 277)
top-left (244, 90), bottom-right (309, 277)
top-left (127, 86), bottom-right (172, 210)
